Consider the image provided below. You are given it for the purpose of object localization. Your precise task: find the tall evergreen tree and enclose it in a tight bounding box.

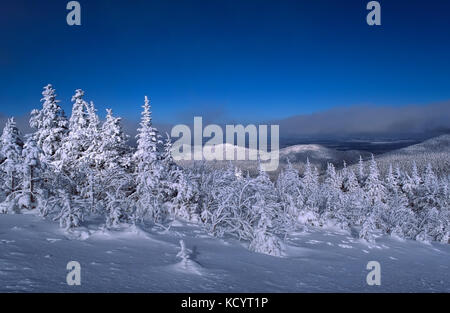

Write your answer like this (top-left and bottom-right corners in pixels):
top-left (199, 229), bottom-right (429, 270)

top-left (84, 101), bottom-right (102, 166)
top-left (21, 136), bottom-right (44, 209)
top-left (249, 192), bottom-right (283, 257)
top-left (276, 159), bottom-right (303, 219)
top-left (322, 163), bottom-right (344, 224)
top-left (360, 155), bottom-right (387, 242)
top-left (134, 96), bottom-right (160, 167)
top-left (29, 84), bottom-right (68, 162)
top-left (364, 155), bottom-right (386, 205)
top-left (358, 155), bottom-right (365, 185)
top-left (133, 96), bottom-right (164, 222)
top-left (299, 158), bottom-right (320, 225)
top-left (60, 89), bottom-right (90, 171)
top-left (0, 118), bottom-right (23, 196)
top-left (411, 161), bottom-right (422, 186)
top-left (98, 109), bottom-right (130, 170)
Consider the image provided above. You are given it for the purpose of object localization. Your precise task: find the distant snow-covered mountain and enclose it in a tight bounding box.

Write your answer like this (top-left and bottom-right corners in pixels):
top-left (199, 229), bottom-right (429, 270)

top-left (176, 142), bottom-right (372, 176)
top-left (278, 143), bottom-right (371, 170)
top-left (176, 134), bottom-right (450, 177)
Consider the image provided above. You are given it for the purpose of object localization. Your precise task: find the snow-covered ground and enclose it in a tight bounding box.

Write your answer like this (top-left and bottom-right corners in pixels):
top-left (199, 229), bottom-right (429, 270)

top-left (1, 213), bottom-right (448, 293)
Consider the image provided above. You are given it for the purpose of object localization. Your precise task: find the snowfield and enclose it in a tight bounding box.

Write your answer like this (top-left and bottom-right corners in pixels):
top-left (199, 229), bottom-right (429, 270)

top-left (1, 213), bottom-right (449, 293)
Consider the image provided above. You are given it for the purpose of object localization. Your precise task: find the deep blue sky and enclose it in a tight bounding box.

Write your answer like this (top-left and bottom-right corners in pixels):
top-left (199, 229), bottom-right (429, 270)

top-left (1, 0), bottom-right (450, 124)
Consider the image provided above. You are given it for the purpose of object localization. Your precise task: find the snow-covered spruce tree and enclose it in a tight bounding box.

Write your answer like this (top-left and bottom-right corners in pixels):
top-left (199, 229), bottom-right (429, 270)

top-left (387, 188), bottom-right (417, 239)
top-left (393, 166), bottom-right (404, 189)
top-left (92, 108), bottom-right (133, 221)
top-left (358, 155), bottom-right (366, 186)
top-left (0, 118), bottom-right (23, 212)
top-left (132, 96), bottom-right (165, 223)
top-left (29, 84), bottom-right (68, 163)
top-left (423, 163), bottom-right (439, 193)
top-left (105, 181), bottom-right (134, 228)
top-left (59, 89), bottom-right (90, 172)
top-left (195, 161), bottom-right (225, 224)
top-left (438, 179), bottom-right (450, 243)
top-left (400, 161), bottom-right (423, 206)
top-left (19, 136), bottom-right (45, 210)
top-left (321, 163), bottom-right (346, 227)
top-left (363, 155), bottom-right (387, 206)
top-left (201, 163), bottom-right (243, 237)
top-left (174, 169), bottom-right (200, 221)
top-left (105, 199), bottom-right (125, 228)
top-left (276, 159), bottom-right (304, 220)
top-left (342, 165), bottom-right (360, 193)
top-left (54, 190), bottom-right (84, 230)
top-left (84, 101), bottom-right (102, 164)
top-left (249, 192), bottom-right (283, 257)
top-left (414, 164), bottom-right (448, 243)
top-left (251, 163), bottom-right (287, 237)
top-left (103, 161), bottom-right (136, 228)
top-left (416, 207), bottom-right (442, 243)
top-left (98, 109), bottom-right (130, 170)
top-left (299, 158), bottom-right (320, 226)
top-left (411, 161), bottom-right (423, 187)
top-left (385, 164), bottom-right (398, 193)
top-left (58, 92), bottom-right (106, 214)
top-left (159, 133), bottom-right (173, 193)
top-left (359, 211), bottom-right (378, 243)
top-left (78, 101), bottom-right (103, 213)
top-left (359, 155), bottom-right (387, 241)
top-left (341, 167), bottom-right (365, 226)
top-left (159, 134), bottom-right (197, 219)
top-left (383, 164), bottom-right (417, 239)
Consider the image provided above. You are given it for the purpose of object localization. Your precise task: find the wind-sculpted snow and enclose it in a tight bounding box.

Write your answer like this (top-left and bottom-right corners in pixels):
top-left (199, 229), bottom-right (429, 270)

top-left (0, 214), bottom-right (448, 292)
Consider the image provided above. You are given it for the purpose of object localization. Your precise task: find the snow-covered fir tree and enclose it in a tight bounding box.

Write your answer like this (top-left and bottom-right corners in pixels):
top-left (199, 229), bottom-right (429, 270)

top-left (249, 192), bottom-right (283, 256)
top-left (20, 136), bottom-right (45, 210)
top-left (29, 84), bottom-right (68, 163)
top-left (360, 155), bottom-right (387, 241)
top-left (133, 96), bottom-right (165, 222)
top-left (54, 191), bottom-right (84, 230)
top-left (77, 101), bottom-right (104, 213)
top-left (105, 188), bottom-right (130, 228)
top-left (134, 96), bottom-right (160, 166)
top-left (276, 159), bottom-right (303, 219)
top-left (299, 158), bottom-right (320, 225)
top-left (414, 163), bottom-right (448, 243)
top-left (411, 161), bottom-right (422, 187)
top-left (253, 162), bottom-right (284, 228)
top-left (321, 163), bottom-right (344, 225)
top-left (0, 118), bottom-right (23, 197)
top-left (60, 89), bottom-right (90, 171)
top-left (201, 163), bottom-right (244, 237)
top-left (98, 109), bottom-right (130, 170)
top-left (84, 101), bottom-right (102, 166)
top-left (160, 134), bottom-right (198, 220)
top-left (381, 164), bottom-right (417, 238)
top-left (385, 164), bottom-right (398, 193)
top-left (358, 155), bottom-right (365, 185)
top-left (341, 167), bottom-right (365, 226)
top-left (364, 155), bottom-right (386, 206)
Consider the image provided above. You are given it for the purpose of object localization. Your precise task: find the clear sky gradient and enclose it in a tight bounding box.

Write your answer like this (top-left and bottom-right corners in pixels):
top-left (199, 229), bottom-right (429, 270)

top-left (1, 0), bottom-right (450, 124)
